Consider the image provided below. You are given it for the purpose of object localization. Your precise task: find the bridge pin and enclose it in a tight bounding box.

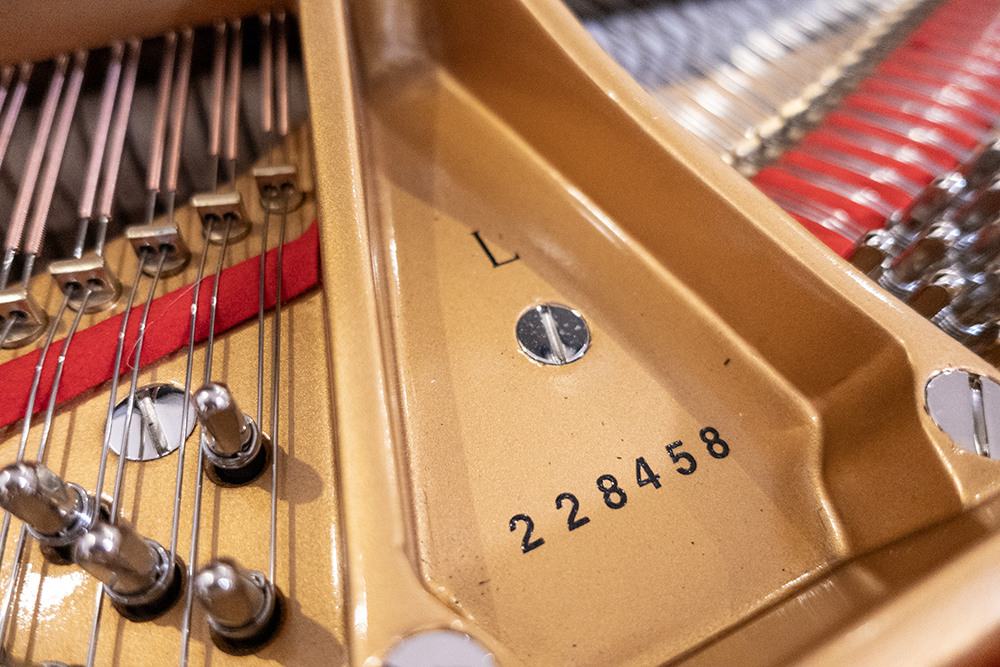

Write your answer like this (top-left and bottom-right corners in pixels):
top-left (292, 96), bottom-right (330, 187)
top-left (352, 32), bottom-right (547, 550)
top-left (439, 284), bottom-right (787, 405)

top-left (194, 557), bottom-right (284, 655)
top-left (0, 461), bottom-right (94, 564)
top-left (73, 517), bottom-right (184, 622)
top-left (193, 382), bottom-right (271, 486)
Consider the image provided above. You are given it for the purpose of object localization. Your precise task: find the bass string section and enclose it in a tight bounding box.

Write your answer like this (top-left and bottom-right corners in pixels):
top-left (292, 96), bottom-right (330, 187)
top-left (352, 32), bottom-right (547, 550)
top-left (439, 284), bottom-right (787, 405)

top-left (0, 11), bottom-right (341, 667)
top-left (572, 0), bottom-right (1000, 361)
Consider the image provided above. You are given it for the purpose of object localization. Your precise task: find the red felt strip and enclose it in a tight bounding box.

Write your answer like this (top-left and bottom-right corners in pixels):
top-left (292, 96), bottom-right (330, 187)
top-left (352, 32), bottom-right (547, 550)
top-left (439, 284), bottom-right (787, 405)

top-left (0, 222), bottom-right (320, 430)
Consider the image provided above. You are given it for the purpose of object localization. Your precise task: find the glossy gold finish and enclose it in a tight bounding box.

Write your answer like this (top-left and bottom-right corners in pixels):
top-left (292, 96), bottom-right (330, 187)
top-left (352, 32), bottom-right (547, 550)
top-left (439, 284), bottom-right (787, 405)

top-left (0, 129), bottom-right (347, 665)
top-left (3, 0), bottom-right (1000, 665)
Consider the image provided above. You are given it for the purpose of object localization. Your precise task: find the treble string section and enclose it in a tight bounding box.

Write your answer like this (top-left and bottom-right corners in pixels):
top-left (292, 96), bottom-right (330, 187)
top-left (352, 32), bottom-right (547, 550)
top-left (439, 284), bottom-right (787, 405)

top-left (180, 214), bottom-right (234, 667)
top-left (164, 27), bottom-right (235, 580)
top-left (174, 17), bottom-right (258, 664)
top-left (73, 41), bottom-right (124, 259)
top-left (0, 55), bottom-right (63, 292)
top-left (0, 57), bottom-right (67, 352)
top-left (22, 50), bottom-right (88, 284)
top-left (0, 49), bottom-right (98, 623)
top-left (186, 14), bottom-right (296, 656)
top-left (0, 33), bottom-right (137, 603)
top-left (79, 29), bottom-right (198, 666)
top-left (82, 245), bottom-right (182, 666)
top-left (80, 253), bottom-right (190, 657)
top-left (93, 39), bottom-right (141, 257)
top-left (183, 16), bottom-right (290, 656)
top-left (0, 283), bottom-right (93, 653)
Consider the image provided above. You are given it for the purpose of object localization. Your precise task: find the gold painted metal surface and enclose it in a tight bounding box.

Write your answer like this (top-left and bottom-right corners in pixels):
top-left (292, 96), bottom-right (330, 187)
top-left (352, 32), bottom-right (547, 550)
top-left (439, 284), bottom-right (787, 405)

top-left (3, 0), bottom-right (1000, 665)
top-left (0, 129), bottom-right (348, 665)
top-left (364, 69), bottom-right (837, 665)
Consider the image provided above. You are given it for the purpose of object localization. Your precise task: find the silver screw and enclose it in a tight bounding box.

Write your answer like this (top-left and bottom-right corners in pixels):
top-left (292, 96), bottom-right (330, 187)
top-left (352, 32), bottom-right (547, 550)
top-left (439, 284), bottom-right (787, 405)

top-left (383, 630), bottom-right (496, 667)
top-left (515, 303), bottom-right (590, 366)
top-left (925, 370), bottom-right (1000, 458)
top-left (108, 383), bottom-right (195, 461)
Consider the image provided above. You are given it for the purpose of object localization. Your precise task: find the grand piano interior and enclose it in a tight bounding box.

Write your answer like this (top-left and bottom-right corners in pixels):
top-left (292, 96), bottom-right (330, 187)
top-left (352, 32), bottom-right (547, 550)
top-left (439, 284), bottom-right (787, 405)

top-left (2, 0), bottom-right (1000, 665)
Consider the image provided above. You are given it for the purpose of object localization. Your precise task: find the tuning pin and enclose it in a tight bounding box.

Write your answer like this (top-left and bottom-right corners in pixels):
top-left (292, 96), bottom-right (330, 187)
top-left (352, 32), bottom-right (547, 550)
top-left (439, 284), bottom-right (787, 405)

top-left (194, 557), bottom-right (283, 655)
top-left (73, 517), bottom-right (183, 622)
top-left (878, 221), bottom-right (962, 301)
top-left (193, 382), bottom-right (270, 486)
top-left (951, 181), bottom-right (1000, 234)
top-left (955, 218), bottom-right (1000, 275)
top-left (908, 268), bottom-right (966, 319)
top-left (932, 258), bottom-right (1000, 352)
top-left (897, 171), bottom-right (969, 240)
top-left (959, 137), bottom-right (1000, 193)
top-left (896, 140), bottom-right (1000, 240)
top-left (0, 461), bottom-right (94, 564)
top-left (850, 228), bottom-right (896, 279)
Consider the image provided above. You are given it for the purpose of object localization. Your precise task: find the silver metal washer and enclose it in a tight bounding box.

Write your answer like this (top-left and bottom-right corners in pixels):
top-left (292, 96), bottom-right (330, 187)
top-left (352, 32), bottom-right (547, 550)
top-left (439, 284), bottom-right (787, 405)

top-left (383, 630), bottom-right (496, 667)
top-left (108, 383), bottom-right (196, 461)
top-left (516, 303), bottom-right (590, 365)
top-left (925, 370), bottom-right (1000, 458)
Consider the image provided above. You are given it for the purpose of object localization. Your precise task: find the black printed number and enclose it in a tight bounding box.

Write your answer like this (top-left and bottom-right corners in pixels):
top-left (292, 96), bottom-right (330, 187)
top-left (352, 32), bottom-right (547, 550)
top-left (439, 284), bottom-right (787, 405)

top-left (596, 474), bottom-right (628, 509)
top-left (556, 492), bottom-right (591, 531)
top-left (509, 514), bottom-right (545, 554)
top-left (665, 440), bottom-right (697, 475)
top-left (700, 427), bottom-right (730, 459)
top-left (635, 457), bottom-right (661, 489)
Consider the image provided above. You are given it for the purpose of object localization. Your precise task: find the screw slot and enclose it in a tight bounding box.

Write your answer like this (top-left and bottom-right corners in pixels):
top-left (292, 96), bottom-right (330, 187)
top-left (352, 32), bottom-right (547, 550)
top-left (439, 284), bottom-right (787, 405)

top-left (515, 303), bottom-right (590, 366)
top-left (108, 383), bottom-right (196, 461)
top-left (926, 369), bottom-right (1000, 458)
